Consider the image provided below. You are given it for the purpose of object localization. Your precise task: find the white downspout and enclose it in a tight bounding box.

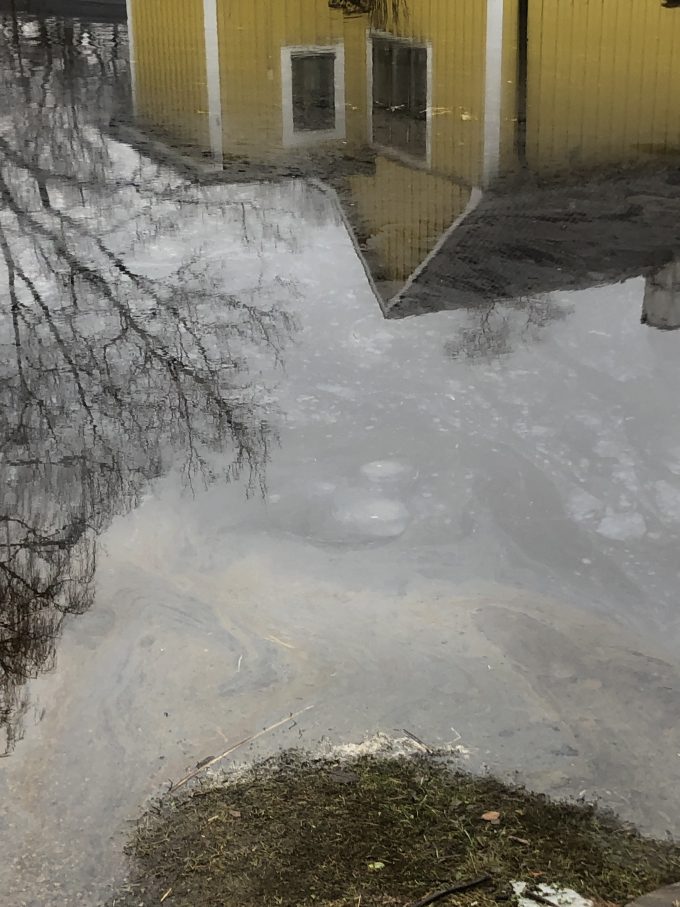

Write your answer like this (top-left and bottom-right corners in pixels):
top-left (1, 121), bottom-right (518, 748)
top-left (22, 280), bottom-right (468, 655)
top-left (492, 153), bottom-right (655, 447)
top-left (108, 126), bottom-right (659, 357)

top-left (483, 0), bottom-right (505, 185)
top-left (125, 0), bottom-right (137, 115)
top-left (203, 0), bottom-right (224, 165)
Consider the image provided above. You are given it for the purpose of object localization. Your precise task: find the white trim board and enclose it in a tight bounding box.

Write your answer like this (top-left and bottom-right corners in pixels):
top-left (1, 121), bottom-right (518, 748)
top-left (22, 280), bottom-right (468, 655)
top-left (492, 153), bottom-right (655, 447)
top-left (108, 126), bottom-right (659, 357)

top-left (203, 0), bottom-right (224, 165)
top-left (125, 0), bottom-right (137, 115)
top-left (483, 0), bottom-right (505, 184)
top-left (280, 44), bottom-right (346, 147)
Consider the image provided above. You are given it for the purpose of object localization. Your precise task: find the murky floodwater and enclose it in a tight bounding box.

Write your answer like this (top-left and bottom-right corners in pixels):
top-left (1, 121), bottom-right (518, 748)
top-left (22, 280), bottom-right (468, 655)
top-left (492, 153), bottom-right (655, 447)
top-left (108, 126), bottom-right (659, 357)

top-left (2, 1), bottom-right (680, 904)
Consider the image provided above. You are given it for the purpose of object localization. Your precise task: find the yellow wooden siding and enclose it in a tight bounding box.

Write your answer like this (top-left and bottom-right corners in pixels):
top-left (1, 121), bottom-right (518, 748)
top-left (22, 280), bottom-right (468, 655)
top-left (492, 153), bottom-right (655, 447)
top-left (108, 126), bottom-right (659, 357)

top-left (130, 0), bottom-right (209, 149)
top-left (350, 158), bottom-right (472, 281)
top-left (128, 0), bottom-right (680, 284)
top-left (526, 0), bottom-right (680, 171)
top-left (426, 0), bottom-right (487, 186)
top-left (343, 13), bottom-right (368, 147)
top-left (130, 0), bottom-right (490, 181)
top-left (216, 0), bottom-right (345, 156)
top-left (369, 0), bottom-right (487, 186)
top-left (499, 0), bottom-right (521, 174)
top-left (345, 0), bottom-right (486, 282)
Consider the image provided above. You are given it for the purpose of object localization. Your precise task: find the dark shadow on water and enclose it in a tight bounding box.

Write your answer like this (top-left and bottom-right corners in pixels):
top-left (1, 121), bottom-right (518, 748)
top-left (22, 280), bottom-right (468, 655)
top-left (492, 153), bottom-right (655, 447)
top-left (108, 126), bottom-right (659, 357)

top-left (387, 166), bottom-right (680, 326)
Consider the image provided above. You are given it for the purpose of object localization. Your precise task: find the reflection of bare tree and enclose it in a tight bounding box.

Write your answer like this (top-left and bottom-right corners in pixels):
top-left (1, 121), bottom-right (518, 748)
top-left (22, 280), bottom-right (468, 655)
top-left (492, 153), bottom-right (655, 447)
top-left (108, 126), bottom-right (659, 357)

top-left (328, 0), bottom-right (408, 28)
top-left (444, 298), bottom-right (569, 361)
top-left (0, 15), bottom-right (294, 753)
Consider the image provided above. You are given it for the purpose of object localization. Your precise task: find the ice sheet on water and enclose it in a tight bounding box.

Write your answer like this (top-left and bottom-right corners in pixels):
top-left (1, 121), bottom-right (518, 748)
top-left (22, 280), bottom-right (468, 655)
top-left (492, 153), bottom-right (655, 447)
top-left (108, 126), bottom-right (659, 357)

top-left (596, 510), bottom-right (647, 541)
top-left (360, 460), bottom-right (413, 482)
top-left (332, 492), bottom-right (410, 539)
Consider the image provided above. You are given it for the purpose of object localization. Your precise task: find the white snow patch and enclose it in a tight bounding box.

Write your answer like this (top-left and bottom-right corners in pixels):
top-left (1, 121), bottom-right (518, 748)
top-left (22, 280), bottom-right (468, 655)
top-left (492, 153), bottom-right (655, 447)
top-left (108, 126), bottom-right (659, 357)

top-left (205, 734), bottom-right (471, 788)
top-left (512, 881), bottom-right (592, 907)
top-left (314, 733), bottom-right (470, 761)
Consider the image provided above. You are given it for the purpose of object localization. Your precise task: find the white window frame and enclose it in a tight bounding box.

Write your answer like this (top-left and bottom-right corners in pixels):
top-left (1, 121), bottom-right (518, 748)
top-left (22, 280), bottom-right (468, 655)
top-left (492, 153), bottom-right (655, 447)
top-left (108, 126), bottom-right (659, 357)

top-left (366, 29), bottom-right (433, 170)
top-left (281, 44), bottom-right (346, 147)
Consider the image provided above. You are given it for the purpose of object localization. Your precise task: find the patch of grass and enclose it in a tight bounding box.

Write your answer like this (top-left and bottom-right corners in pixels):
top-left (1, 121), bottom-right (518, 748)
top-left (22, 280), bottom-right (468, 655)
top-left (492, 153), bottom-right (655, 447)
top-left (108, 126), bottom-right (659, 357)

top-left (110, 752), bottom-right (680, 907)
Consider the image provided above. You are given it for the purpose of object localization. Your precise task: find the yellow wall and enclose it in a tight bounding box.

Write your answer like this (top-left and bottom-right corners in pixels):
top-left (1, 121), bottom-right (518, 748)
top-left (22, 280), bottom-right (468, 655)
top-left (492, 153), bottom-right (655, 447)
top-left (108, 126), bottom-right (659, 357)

top-left (499, 0), bottom-right (521, 174)
top-left (131, 0), bottom-right (489, 179)
top-left (129, 0), bottom-right (488, 282)
top-left (340, 12), bottom-right (368, 147)
top-left (129, 0), bottom-right (680, 173)
top-left (526, 0), bottom-right (680, 171)
top-left (350, 158), bottom-right (472, 281)
top-left (361, 0), bottom-right (488, 185)
top-left (215, 0), bottom-right (345, 155)
top-left (130, 0), bottom-right (210, 149)
top-left (342, 0), bottom-right (486, 280)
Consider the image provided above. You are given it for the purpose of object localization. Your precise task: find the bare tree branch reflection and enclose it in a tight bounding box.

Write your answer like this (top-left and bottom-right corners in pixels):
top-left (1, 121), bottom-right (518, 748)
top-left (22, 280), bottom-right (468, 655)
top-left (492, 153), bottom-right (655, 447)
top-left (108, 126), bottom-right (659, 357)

top-left (0, 14), bottom-right (297, 753)
top-left (444, 298), bottom-right (570, 361)
top-left (329, 0), bottom-right (409, 28)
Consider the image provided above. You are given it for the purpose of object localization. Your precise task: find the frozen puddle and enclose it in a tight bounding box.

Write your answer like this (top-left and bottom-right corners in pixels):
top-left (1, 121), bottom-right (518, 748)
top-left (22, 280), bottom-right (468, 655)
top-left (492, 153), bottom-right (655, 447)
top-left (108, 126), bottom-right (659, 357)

top-left (360, 459), bottom-right (415, 482)
top-left (333, 492), bottom-right (410, 539)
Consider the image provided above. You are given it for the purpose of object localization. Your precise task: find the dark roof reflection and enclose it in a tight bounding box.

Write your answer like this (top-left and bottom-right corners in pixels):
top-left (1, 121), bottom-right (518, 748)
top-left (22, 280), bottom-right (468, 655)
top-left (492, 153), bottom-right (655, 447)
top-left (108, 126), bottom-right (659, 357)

top-left (386, 165), bottom-right (680, 328)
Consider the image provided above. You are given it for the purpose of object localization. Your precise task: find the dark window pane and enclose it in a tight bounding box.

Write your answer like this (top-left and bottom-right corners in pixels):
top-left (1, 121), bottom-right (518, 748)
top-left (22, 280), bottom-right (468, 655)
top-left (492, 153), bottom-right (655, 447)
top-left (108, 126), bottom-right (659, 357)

top-left (372, 37), bottom-right (427, 159)
top-left (292, 53), bottom-right (336, 133)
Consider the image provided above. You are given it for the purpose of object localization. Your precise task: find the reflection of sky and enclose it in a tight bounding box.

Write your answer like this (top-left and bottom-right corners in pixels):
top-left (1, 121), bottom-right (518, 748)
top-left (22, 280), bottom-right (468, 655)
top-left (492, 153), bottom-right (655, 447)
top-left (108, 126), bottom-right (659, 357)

top-left (3, 10), bottom-right (680, 905)
top-left (3, 96), bottom-right (680, 907)
top-left (188, 179), bottom-right (680, 644)
top-left (12, 179), bottom-right (676, 902)
top-left (0, 129), bottom-right (328, 757)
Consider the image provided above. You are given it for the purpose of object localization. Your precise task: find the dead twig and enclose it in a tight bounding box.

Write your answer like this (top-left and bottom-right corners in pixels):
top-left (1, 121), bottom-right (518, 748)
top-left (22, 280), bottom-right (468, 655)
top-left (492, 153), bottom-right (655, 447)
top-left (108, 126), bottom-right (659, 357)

top-left (402, 729), bottom-right (434, 753)
top-left (407, 873), bottom-right (492, 907)
top-left (170, 705), bottom-right (314, 792)
top-left (526, 889), bottom-right (561, 907)
top-left (160, 887), bottom-right (172, 902)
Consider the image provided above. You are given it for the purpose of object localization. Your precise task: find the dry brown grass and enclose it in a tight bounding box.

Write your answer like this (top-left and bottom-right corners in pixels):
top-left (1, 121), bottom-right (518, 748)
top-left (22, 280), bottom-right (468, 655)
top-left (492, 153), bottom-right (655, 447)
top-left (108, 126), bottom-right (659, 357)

top-left (109, 752), bottom-right (680, 907)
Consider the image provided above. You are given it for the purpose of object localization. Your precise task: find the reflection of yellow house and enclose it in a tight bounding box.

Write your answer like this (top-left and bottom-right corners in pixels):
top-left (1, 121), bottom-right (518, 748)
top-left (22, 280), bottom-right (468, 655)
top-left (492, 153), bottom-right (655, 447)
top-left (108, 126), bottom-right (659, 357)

top-left (126, 0), bottom-right (680, 287)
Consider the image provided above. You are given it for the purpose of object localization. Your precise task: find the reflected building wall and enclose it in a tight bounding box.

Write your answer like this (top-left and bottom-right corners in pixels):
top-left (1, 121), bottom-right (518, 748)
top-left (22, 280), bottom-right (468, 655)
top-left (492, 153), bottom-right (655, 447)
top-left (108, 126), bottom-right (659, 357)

top-left (216, 0), bottom-right (347, 153)
top-left (126, 0), bottom-right (680, 288)
top-left (130, 0), bottom-right (210, 148)
top-left (126, 0), bottom-right (503, 286)
top-left (346, 0), bottom-right (518, 283)
top-left (525, 0), bottom-right (680, 171)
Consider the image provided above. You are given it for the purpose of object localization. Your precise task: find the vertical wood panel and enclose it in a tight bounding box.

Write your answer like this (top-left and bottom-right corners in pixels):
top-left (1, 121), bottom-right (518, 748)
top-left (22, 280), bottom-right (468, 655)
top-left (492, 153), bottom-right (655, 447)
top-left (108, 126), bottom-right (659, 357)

top-left (216, 0), bottom-right (343, 155)
top-left (130, 0), bottom-right (209, 149)
top-left (527, 0), bottom-right (680, 172)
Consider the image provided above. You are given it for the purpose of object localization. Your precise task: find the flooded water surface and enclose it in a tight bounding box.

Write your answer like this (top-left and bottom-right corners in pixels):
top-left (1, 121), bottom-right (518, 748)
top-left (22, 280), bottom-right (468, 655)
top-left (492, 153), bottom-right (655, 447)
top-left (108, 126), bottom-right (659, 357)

top-left (2, 1), bottom-right (680, 903)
